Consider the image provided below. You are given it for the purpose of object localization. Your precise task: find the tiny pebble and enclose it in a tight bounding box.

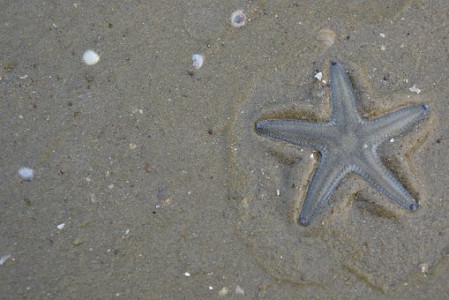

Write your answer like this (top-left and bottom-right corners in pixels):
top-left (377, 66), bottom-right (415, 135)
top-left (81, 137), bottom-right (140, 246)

top-left (184, 272), bottom-right (191, 277)
top-left (57, 223), bottom-right (65, 230)
top-left (314, 71), bottom-right (323, 81)
top-left (419, 263), bottom-right (429, 273)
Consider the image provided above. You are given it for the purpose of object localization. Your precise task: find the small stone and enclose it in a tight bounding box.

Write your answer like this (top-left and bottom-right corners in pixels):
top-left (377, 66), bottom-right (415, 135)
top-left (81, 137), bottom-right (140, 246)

top-left (72, 238), bottom-right (83, 246)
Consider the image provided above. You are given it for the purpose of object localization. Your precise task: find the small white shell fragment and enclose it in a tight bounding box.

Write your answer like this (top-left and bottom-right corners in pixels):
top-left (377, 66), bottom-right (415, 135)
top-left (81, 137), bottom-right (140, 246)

top-left (18, 167), bottom-right (34, 181)
top-left (276, 189), bottom-right (280, 196)
top-left (82, 50), bottom-right (100, 65)
top-left (218, 287), bottom-right (229, 296)
top-left (0, 255), bottom-right (11, 265)
top-left (389, 138), bottom-right (395, 143)
top-left (192, 54), bottom-right (204, 69)
top-left (184, 272), bottom-right (191, 277)
top-left (231, 10), bottom-right (246, 27)
top-left (419, 262), bottom-right (429, 273)
top-left (380, 45), bottom-right (386, 51)
top-left (57, 223), bottom-right (65, 230)
top-left (380, 33), bottom-right (386, 38)
top-left (314, 71), bottom-right (323, 81)
top-left (235, 285), bottom-right (244, 295)
top-left (409, 84), bottom-right (421, 94)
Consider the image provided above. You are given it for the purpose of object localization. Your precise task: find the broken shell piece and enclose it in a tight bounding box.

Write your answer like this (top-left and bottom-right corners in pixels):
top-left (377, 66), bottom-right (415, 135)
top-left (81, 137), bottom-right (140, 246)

top-left (409, 84), bottom-right (421, 94)
top-left (18, 167), bottom-right (34, 181)
top-left (192, 54), bottom-right (204, 69)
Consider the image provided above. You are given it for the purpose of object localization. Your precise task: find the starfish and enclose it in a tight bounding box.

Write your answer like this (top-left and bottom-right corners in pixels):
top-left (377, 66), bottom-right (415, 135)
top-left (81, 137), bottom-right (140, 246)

top-left (255, 60), bottom-right (429, 226)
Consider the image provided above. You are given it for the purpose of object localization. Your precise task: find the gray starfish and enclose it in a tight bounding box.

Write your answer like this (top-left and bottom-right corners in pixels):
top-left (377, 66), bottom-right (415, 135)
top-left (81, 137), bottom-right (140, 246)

top-left (256, 60), bottom-right (429, 226)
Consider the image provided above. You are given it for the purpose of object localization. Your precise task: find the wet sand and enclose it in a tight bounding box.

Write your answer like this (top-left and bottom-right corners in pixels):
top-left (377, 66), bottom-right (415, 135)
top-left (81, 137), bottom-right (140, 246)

top-left (1, 0), bottom-right (448, 298)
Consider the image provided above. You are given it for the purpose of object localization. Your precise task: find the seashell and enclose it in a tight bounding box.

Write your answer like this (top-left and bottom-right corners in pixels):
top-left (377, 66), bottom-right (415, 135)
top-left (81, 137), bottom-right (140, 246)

top-left (231, 10), bottom-right (246, 28)
top-left (18, 167), bottom-right (34, 181)
top-left (82, 50), bottom-right (100, 65)
top-left (192, 53), bottom-right (204, 69)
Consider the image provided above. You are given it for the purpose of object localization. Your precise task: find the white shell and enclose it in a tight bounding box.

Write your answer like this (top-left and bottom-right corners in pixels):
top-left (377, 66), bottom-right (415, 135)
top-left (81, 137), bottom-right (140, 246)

top-left (18, 167), bottom-right (34, 181)
top-left (409, 84), bottom-right (421, 94)
top-left (192, 54), bottom-right (204, 69)
top-left (82, 50), bottom-right (100, 65)
top-left (231, 10), bottom-right (246, 27)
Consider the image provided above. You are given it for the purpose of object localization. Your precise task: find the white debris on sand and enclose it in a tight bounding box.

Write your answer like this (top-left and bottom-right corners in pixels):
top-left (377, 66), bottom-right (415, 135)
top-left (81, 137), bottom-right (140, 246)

top-left (419, 262), bottom-right (429, 274)
top-left (18, 167), bottom-right (34, 181)
top-left (235, 285), bottom-right (245, 295)
top-left (314, 71), bottom-right (323, 81)
top-left (231, 10), bottom-right (246, 28)
top-left (192, 54), bottom-right (204, 69)
top-left (218, 287), bottom-right (229, 296)
top-left (57, 223), bottom-right (65, 230)
top-left (409, 84), bottom-right (421, 94)
top-left (82, 50), bottom-right (100, 65)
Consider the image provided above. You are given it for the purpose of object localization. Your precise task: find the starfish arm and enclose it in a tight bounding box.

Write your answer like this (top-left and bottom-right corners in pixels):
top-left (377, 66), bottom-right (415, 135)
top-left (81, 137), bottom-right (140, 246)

top-left (255, 120), bottom-right (335, 150)
top-left (363, 104), bottom-right (429, 144)
top-left (329, 60), bottom-right (362, 125)
top-left (299, 154), bottom-right (352, 226)
top-left (354, 149), bottom-right (419, 211)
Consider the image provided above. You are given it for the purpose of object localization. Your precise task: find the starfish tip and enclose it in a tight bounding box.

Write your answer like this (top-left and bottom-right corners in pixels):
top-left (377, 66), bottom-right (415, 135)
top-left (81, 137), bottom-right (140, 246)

top-left (255, 121), bottom-right (264, 132)
top-left (409, 203), bottom-right (419, 211)
top-left (299, 217), bottom-right (310, 226)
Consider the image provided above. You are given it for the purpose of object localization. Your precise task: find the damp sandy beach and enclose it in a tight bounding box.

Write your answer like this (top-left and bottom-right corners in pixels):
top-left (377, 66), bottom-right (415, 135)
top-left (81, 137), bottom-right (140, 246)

top-left (1, 1), bottom-right (448, 298)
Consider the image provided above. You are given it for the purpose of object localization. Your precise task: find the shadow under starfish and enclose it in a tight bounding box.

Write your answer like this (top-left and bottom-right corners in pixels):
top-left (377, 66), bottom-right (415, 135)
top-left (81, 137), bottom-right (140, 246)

top-left (256, 60), bottom-right (429, 226)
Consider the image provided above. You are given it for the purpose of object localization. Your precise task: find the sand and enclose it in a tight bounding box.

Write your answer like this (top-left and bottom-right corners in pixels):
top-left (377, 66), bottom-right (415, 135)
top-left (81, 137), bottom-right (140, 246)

top-left (1, 0), bottom-right (448, 298)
